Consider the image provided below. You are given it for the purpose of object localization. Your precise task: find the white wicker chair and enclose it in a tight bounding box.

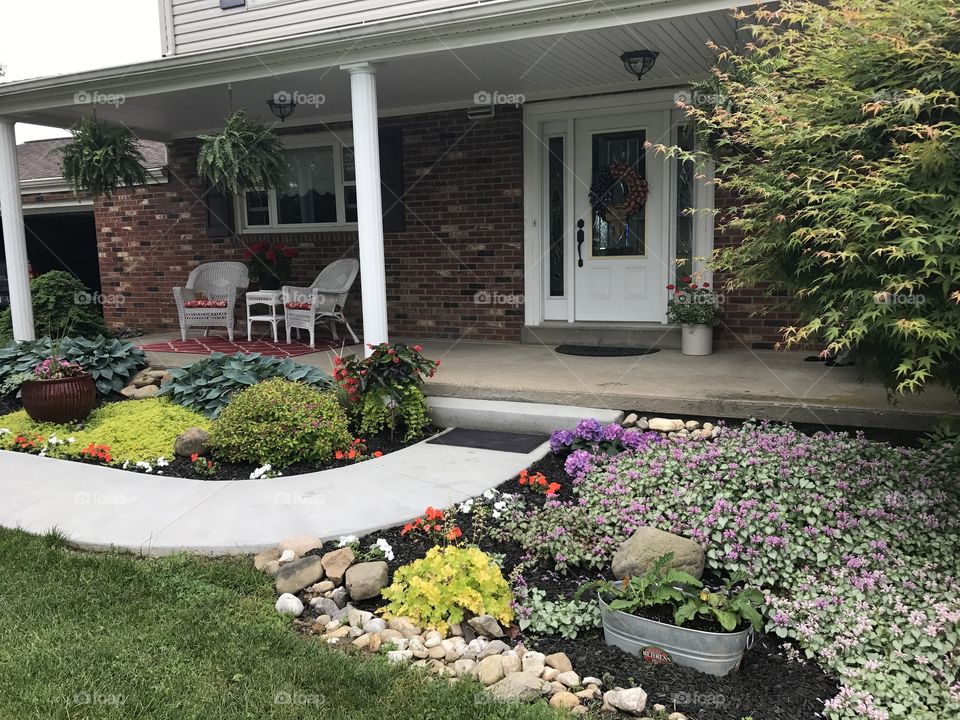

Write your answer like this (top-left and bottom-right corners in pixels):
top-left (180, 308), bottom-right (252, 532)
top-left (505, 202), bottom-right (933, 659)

top-left (282, 259), bottom-right (360, 347)
top-left (173, 262), bottom-right (249, 342)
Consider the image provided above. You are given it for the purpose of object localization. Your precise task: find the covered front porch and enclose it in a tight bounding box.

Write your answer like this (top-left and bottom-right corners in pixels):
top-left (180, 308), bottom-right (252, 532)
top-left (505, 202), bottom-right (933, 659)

top-left (135, 330), bottom-right (953, 432)
top-left (0, 0), bottom-right (746, 348)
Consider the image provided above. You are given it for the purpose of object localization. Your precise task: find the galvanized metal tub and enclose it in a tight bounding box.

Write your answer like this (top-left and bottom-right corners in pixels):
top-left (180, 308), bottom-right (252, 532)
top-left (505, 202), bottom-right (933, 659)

top-left (598, 593), bottom-right (754, 676)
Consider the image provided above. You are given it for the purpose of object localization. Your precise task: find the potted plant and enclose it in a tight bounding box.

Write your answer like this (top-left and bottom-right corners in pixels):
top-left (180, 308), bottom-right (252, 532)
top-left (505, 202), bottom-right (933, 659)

top-left (579, 554), bottom-right (764, 676)
top-left (197, 110), bottom-right (285, 196)
top-left (666, 275), bottom-right (722, 356)
top-left (21, 355), bottom-right (97, 424)
top-left (59, 116), bottom-right (149, 197)
top-left (243, 242), bottom-right (298, 290)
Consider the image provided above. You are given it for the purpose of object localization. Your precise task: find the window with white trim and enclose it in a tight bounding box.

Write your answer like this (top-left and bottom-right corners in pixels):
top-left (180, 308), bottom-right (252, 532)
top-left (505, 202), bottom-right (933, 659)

top-left (239, 133), bottom-right (356, 231)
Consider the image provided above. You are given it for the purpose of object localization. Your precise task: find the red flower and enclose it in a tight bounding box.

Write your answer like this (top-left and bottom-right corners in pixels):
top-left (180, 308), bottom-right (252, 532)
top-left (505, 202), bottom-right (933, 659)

top-left (372, 451), bottom-right (383, 458)
top-left (446, 527), bottom-right (463, 541)
top-left (413, 344), bottom-right (423, 352)
top-left (689, 283), bottom-right (698, 289)
top-left (682, 276), bottom-right (691, 283)
top-left (666, 284), bottom-right (675, 290)
top-left (191, 453), bottom-right (199, 462)
top-left (702, 282), bottom-right (710, 288)
top-left (265, 250), bottom-right (277, 262)
top-left (546, 482), bottom-right (561, 496)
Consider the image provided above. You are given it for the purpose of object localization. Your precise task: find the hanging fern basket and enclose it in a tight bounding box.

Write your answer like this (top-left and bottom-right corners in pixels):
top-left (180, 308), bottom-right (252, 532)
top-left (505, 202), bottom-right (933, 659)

top-left (197, 111), bottom-right (286, 196)
top-left (59, 116), bottom-right (149, 198)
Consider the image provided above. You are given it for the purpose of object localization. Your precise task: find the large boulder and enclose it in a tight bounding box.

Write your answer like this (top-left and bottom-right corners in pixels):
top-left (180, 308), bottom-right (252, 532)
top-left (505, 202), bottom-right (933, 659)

top-left (320, 547), bottom-right (355, 585)
top-left (274, 556), bottom-right (325, 594)
top-left (345, 561), bottom-right (389, 601)
top-left (174, 427), bottom-right (211, 457)
top-left (611, 526), bottom-right (705, 580)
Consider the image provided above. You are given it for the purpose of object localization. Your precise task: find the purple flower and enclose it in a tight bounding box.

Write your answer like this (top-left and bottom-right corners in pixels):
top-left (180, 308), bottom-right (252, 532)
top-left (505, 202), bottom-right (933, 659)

top-left (564, 449), bottom-right (594, 478)
top-left (549, 429), bottom-right (574, 453)
top-left (574, 418), bottom-right (603, 442)
top-left (602, 423), bottom-right (624, 442)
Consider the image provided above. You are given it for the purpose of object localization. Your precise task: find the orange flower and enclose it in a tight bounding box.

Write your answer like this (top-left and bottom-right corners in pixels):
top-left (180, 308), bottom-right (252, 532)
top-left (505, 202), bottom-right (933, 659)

top-left (372, 450), bottom-right (383, 458)
top-left (335, 450), bottom-right (345, 460)
top-left (546, 482), bottom-right (561, 496)
top-left (446, 527), bottom-right (462, 541)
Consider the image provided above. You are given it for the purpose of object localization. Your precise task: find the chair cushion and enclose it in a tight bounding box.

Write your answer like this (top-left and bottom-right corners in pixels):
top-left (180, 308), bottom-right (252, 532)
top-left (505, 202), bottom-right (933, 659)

top-left (285, 301), bottom-right (312, 310)
top-left (184, 299), bottom-right (228, 308)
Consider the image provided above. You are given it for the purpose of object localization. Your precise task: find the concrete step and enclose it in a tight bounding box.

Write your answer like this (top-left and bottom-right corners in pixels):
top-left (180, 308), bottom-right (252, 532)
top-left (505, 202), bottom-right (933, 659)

top-left (521, 322), bottom-right (681, 349)
top-left (427, 397), bottom-right (623, 435)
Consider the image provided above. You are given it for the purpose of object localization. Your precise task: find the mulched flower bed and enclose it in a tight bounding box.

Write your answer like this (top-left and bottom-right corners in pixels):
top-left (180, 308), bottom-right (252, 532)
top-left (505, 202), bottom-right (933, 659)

top-left (337, 448), bottom-right (840, 720)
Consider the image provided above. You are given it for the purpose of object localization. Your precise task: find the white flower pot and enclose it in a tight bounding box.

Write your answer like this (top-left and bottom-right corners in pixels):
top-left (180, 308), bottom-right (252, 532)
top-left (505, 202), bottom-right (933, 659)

top-left (681, 324), bottom-right (713, 356)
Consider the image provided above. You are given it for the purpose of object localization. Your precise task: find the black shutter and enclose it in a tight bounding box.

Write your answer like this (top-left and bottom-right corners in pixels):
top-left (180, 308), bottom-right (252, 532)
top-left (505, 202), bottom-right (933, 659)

top-left (205, 184), bottom-right (232, 238)
top-left (379, 127), bottom-right (405, 233)
top-left (220, 0), bottom-right (245, 9)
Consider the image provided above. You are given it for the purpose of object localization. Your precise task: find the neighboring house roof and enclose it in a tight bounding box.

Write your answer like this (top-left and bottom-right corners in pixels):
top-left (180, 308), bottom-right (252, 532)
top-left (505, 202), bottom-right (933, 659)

top-left (17, 138), bottom-right (167, 182)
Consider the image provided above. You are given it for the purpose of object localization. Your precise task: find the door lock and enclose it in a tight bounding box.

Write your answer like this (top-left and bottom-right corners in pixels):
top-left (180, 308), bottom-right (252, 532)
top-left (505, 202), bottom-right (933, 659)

top-left (576, 219), bottom-right (585, 268)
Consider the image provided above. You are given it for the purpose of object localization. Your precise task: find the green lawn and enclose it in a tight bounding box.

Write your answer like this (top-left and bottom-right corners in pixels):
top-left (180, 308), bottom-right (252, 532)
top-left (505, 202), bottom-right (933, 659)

top-left (0, 528), bottom-right (560, 720)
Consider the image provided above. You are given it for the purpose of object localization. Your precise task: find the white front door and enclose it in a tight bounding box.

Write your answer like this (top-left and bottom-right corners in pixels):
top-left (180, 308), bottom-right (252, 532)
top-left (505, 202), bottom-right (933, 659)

top-left (573, 113), bottom-right (668, 322)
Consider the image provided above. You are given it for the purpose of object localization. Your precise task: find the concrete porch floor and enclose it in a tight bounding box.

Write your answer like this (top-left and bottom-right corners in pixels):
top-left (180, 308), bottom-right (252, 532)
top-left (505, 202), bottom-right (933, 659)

top-left (138, 331), bottom-right (955, 431)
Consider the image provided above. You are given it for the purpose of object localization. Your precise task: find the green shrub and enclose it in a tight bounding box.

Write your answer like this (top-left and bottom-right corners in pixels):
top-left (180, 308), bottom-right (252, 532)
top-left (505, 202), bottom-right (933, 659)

top-left (380, 545), bottom-right (514, 634)
top-left (0, 271), bottom-right (110, 343)
top-left (0, 336), bottom-right (146, 396)
top-left (0, 398), bottom-right (209, 463)
top-left (209, 378), bottom-right (350, 468)
top-left (676, 0), bottom-right (960, 394)
top-left (160, 352), bottom-right (333, 418)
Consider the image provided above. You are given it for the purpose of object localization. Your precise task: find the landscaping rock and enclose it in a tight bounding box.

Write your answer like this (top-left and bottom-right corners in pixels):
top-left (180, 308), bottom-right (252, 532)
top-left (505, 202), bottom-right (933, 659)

top-left (467, 614), bottom-right (504, 638)
top-left (274, 556), bottom-right (325, 595)
top-left (408, 637), bottom-right (428, 659)
top-left (120, 385), bottom-right (138, 398)
top-left (308, 597), bottom-right (340, 617)
top-left (603, 688), bottom-right (648, 715)
top-left (174, 427), bottom-right (210, 457)
top-left (320, 547), bottom-right (355, 584)
top-left (253, 547), bottom-right (281, 571)
top-left (423, 630), bottom-right (444, 648)
top-left (280, 534), bottom-right (323, 557)
top-left (275, 593), bottom-right (304, 616)
top-left (501, 653), bottom-right (521, 675)
top-left (473, 655), bottom-right (505, 685)
top-left (132, 384), bottom-right (159, 399)
top-left (387, 650), bottom-right (412, 664)
top-left (352, 634), bottom-right (373, 650)
top-left (638, 416), bottom-right (649, 430)
top-left (667, 714), bottom-right (688, 720)
top-left (612, 526), bottom-right (705, 579)
top-left (347, 608), bottom-right (373, 628)
top-left (648, 417), bottom-right (684, 432)
top-left (362, 618), bottom-right (387, 634)
top-left (542, 667), bottom-right (561, 682)
top-left (452, 659), bottom-right (476, 677)
top-left (486, 672), bottom-right (548, 702)
top-left (309, 580), bottom-right (335, 594)
top-left (329, 586), bottom-right (349, 608)
top-left (545, 652), bottom-right (573, 673)
top-left (388, 617), bottom-right (421, 637)
top-left (622, 413), bottom-right (638, 428)
top-left (557, 671), bottom-right (580, 688)
top-left (277, 549), bottom-right (296, 565)
top-left (522, 651), bottom-right (546, 676)
top-left (478, 640), bottom-right (509, 659)
top-left (583, 676), bottom-right (603, 688)
top-left (428, 646), bottom-right (447, 660)
top-left (685, 420), bottom-right (701, 431)
top-left (551, 691), bottom-right (581, 710)
top-left (345, 561), bottom-right (389, 601)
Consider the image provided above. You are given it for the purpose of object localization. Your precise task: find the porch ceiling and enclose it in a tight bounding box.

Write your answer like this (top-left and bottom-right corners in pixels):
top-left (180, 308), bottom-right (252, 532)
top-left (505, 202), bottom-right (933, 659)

top-left (0, 9), bottom-right (736, 141)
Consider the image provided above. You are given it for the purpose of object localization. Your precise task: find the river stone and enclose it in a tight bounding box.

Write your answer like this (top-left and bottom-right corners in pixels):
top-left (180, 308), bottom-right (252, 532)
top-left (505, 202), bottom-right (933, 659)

top-left (275, 556), bottom-right (325, 594)
top-left (277, 549), bottom-right (296, 565)
top-left (347, 608), bottom-right (373, 628)
top-left (468, 614), bottom-right (504, 638)
top-left (428, 645), bottom-right (446, 660)
top-left (174, 426), bottom-right (210, 457)
top-left (611, 526), bottom-right (705, 579)
top-left (544, 652), bottom-right (573, 672)
top-left (551, 691), bottom-right (581, 710)
top-left (486, 672), bottom-right (548, 702)
top-left (345, 561), bottom-right (389, 601)
top-left (387, 650), bottom-right (412, 664)
top-left (280, 534), bottom-right (323, 557)
top-left (328, 586), bottom-right (349, 609)
top-left (604, 688), bottom-right (648, 715)
top-left (522, 651), bottom-right (546, 676)
top-left (501, 654), bottom-right (521, 675)
top-left (478, 639), bottom-right (509, 658)
top-left (320, 547), bottom-right (355, 584)
top-left (308, 597), bottom-right (339, 617)
top-left (648, 417), bottom-right (684, 432)
top-left (275, 593), bottom-right (304, 616)
top-left (557, 670), bottom-right (580, 688)
top-left (622, 412), bottom-right (638, 428)
top-left (253, 547), bottom-right (281, 571)
top-left (362, 618), bottom-right (387, 634)
top-left (452, 659), bottom-right (476, 677)
top-left (423, 630), bottom-right (443, 648)
top-left (473, 655), bottom-right (505, 685)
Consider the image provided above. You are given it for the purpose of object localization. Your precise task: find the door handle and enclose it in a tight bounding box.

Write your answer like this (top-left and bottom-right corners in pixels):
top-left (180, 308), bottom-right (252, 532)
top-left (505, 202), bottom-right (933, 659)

top-left (576, 219), bottom-right (585, 268)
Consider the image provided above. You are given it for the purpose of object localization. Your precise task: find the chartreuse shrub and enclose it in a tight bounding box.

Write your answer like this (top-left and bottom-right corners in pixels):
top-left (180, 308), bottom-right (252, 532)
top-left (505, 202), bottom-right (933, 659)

top-left (0, 398), bottom-right (208, 464)
top-left (674, 0), bottom-right (960, 394)
top-left (0, 271), bottom-right (110, 343)
top-left (209, 378), bottom-right (350, 468)
top-left (0, 336), bottom-right (146, 397)
top-left (380, 546), bottom-right (514, 634)
top-left (506, 421), bottom-right (960, 719)
top-left (334, 342), bottom-right (438, 440)
top-left (160, 351), bottom-right (333, 418)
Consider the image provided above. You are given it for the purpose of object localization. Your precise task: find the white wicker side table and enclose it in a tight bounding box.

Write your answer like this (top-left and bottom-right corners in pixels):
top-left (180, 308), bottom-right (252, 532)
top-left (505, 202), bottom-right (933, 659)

top-left (245, 290), bottom-right (284, 342)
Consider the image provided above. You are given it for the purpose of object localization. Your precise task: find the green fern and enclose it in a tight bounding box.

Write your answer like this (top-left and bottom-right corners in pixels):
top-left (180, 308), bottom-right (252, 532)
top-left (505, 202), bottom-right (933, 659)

top-left (197, 111), bottom-right (285, 195)
top-left (59, 117), bottom-right (148, 198)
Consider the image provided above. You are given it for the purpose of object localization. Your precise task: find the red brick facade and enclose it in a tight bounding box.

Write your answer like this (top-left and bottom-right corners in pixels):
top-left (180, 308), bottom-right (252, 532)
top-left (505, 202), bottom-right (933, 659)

top-left (24, 105), bottom-right (789, 348)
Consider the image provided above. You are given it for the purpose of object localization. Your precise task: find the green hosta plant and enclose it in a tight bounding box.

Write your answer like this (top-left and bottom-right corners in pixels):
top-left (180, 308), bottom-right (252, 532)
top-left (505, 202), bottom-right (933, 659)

top-left (160, 351), bottom-right (333, 418)
top-left (197, 111), bottom-right (285, 196)
top-left (60, 116), bottom-right (148, 197)
top-left (380, 545), bottom-right (514, 634)
top-left (670, 0), bottom-right (960, 394)
top-left (0, 336), bottom-right (145, 396)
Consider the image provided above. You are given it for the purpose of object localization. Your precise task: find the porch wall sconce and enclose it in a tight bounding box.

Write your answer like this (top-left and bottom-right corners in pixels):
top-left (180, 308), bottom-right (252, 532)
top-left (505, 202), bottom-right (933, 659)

top-left (267, 93), bottom-right (297, 122)
top-left (620, 50), bottom-right (659, 80)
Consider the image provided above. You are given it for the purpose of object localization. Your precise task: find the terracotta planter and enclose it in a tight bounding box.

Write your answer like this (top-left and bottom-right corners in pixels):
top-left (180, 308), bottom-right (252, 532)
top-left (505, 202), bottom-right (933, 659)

top-left (21, 374), bottom-right (97, 424)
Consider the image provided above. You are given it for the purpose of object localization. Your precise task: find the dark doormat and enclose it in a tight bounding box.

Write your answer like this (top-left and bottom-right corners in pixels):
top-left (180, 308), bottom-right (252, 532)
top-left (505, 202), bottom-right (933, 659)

top-left (555, 344), bottom-right (660, 357)
top-left (427, 428), bottom-right (549, 454)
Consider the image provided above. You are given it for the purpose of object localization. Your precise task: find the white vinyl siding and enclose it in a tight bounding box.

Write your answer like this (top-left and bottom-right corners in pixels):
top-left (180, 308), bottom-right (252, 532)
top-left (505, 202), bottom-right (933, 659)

top-left (169, 0), bottom-right (493, 55)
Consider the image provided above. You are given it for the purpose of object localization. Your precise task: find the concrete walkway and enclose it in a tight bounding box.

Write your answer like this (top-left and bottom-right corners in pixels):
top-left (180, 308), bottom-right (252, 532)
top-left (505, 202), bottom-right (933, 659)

top-left (141, 333), bottom-right (956, 430)
top-left (0, 434), bottom-right (549, 557)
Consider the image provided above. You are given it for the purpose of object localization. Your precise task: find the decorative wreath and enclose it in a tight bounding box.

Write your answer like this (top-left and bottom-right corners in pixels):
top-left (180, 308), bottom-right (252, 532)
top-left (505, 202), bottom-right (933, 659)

top-left (589, 161), bottom-right (649, 242)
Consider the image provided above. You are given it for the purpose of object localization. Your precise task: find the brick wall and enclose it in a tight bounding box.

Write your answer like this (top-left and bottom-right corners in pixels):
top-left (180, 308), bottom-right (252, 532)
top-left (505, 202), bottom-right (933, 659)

top-left (92, 107), bottom-right (526, 342)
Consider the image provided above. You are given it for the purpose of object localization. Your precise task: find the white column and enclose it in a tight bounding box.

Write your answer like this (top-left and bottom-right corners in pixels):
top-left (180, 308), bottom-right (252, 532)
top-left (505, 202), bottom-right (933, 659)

top-left (342, 62), bottom-right (388, 355)
top-left (0, 118), bottom-right (35, 341)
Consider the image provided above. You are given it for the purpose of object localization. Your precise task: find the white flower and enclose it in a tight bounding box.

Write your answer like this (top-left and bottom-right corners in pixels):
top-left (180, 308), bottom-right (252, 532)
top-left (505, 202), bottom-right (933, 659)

top-left (136, 461), bottom-right (153, 473)
top-left (483, 489), bottom-right (497, 500)
top-left (494, 500), bottom-right (507, 511)
top-left (66, 437), bottom-right (75, 443)
top-left (374, 537), bottom-right (394, 561)
top-left (250, 463), bottom-right (276, 479)
top-left (338, 535), bottom-right (358, 547)
top-left (47, 435), bottom-right (63, 446)
top-left (122, 460), bottom-right (130, 469)
top-left (458, 499), bottom-right (474, 514)
top-left (0, 428), bottom-right (10, 435)
top-left (156, 457), bottom-right (170, 467)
